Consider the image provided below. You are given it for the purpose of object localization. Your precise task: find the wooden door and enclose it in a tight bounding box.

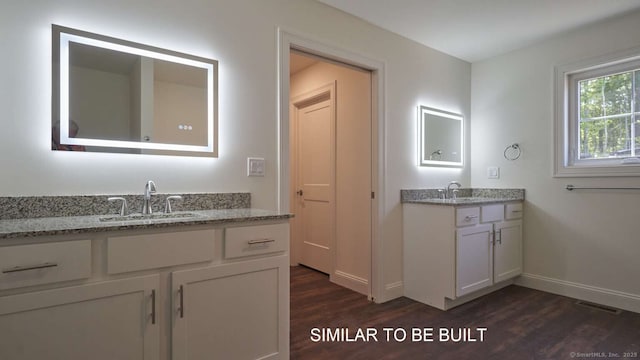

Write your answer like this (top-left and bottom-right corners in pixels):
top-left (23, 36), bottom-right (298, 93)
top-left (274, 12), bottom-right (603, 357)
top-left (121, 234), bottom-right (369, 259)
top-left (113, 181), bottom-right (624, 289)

top-left (292, 86), bottom-right (335, 274)
top-left (0, 275), bottom-right (160, 360)
top-left (456, 224), bottom-right (493, 297)
top-left (494, 220), bottom-right (523, 283)
top-left (171, 256), bottom-right (289, 360)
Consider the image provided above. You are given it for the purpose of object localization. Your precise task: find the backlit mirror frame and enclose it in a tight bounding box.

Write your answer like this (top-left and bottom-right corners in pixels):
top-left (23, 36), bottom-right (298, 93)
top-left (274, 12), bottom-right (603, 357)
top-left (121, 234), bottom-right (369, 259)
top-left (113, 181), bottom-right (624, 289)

top-left (52, 24), bottom-right (218, 156)
top-left (418, 105), bottom-right (464, 167)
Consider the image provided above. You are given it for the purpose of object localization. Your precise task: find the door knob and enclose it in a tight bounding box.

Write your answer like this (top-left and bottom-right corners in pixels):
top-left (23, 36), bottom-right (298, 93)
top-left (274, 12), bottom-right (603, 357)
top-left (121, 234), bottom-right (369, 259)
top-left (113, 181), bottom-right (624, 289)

top-left (296, 190), bottom-right (304, 196)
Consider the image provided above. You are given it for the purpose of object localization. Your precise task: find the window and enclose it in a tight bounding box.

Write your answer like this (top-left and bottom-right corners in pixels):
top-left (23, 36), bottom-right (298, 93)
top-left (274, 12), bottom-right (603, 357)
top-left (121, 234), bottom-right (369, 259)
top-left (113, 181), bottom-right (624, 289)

top-left (555, 49), bottom-right (640, 177)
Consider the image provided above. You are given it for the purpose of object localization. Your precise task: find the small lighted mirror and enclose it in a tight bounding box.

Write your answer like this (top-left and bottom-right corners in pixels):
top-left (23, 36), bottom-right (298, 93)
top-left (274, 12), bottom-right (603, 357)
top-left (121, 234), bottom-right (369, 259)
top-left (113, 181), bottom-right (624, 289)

top-left (52, 25), bottom-right (218, 156)
top-left (418, 105), bottom-right (463, 167)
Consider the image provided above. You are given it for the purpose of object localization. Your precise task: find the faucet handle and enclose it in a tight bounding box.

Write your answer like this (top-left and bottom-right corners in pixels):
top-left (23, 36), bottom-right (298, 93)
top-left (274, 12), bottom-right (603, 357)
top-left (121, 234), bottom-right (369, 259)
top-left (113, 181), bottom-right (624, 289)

top-left (146, 180), bottom-right (157, 193)
top-left (108, 197), bottom-right (129, 216)
top-left (438, 189), bottom-right (446, 200)
top-left (452, 189), bottom-right (459, 200)
top-left (164, 195), bottom-right (183, 213)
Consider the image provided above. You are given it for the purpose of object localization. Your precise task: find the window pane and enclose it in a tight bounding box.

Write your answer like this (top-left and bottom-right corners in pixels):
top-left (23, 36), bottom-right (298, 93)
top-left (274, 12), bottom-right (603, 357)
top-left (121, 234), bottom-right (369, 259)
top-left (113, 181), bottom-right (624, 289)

top-left (636, 70), bottom-right (640, 113)
top-left (635, 120), bottom-right (640, 156)
top-left (580, 78), bottom-right (604, 119)
top-left (579, 72), bottom-right (632, 119)
top-left (579, 116), bottom-right (632, 159)
top-left (604, 72), bottom-right (631, 115)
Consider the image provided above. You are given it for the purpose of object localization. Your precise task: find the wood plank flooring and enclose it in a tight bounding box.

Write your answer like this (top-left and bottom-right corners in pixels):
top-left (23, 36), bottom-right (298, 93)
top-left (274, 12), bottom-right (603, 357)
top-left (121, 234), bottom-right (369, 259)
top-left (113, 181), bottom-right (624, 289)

top-left (290, 265), bottom-right (640, 359)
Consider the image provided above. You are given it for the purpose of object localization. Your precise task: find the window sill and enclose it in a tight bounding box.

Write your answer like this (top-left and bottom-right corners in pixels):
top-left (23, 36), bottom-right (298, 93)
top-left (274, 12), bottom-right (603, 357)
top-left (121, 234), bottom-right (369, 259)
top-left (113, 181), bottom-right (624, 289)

top-left (554, 161), bottom-right (640, 177)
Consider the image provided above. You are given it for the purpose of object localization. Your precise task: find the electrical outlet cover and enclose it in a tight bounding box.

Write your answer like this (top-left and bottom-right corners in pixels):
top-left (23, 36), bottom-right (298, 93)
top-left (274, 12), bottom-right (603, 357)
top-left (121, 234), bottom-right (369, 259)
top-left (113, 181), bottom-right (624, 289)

top-left (487, 166), bottom-right (500, 179)
top-left (247, 158), bottom-right (265, 177)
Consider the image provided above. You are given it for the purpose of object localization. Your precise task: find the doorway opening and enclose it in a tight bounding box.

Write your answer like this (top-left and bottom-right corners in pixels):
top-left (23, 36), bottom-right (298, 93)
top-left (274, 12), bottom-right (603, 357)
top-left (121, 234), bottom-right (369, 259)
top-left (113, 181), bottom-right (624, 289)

top-left (278, 28), bottom-right (384, 302)
top-left (289, 50), bottom-right (373, 296)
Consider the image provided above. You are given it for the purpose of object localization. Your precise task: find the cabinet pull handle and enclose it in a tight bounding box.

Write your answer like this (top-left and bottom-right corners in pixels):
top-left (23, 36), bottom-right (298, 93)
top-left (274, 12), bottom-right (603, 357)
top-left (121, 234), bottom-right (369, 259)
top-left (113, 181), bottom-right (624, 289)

top-left (151, 289), bottom-right (156, 325)
top-left (247, 238), bottom-right (276, 245)
top-left (511, 210), bottom-right (522, 213)
top-left (464, 215), bottom-right (478, 221)
top-left (495, 229), bottom-right (502, 244)
top-left (2, 262), bottom-right (58, 274)
top-left (179, 285), bottom-right (184, 318)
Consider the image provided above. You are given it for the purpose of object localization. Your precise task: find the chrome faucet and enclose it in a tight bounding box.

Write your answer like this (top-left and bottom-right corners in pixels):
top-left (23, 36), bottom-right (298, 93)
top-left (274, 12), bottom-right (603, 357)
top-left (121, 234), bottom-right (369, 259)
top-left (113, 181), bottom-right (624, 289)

top-left (164, 195), bottom-right (182, 214)
top-left (142, 180), bottom-right (157, 215)
top-left (446, 181), bottom-right (462, 199)
top-left (108, 197), bottom-right (129, 216)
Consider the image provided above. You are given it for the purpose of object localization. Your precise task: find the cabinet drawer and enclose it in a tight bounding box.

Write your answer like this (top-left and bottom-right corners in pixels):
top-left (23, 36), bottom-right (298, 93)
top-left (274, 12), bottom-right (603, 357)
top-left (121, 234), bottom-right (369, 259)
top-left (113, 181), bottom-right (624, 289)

top-left (505, 203), bottom-right (523, 220)
top-left (107, 229), bottom-right (215, 274)
top-left (0, 240), bottom-right (91, 290)
top-left (225, 223), bottom-right (289, 259)
top-left (456, 207), bottom-right (480, 227)
top-left (481, 204), bottom-right (504, 223)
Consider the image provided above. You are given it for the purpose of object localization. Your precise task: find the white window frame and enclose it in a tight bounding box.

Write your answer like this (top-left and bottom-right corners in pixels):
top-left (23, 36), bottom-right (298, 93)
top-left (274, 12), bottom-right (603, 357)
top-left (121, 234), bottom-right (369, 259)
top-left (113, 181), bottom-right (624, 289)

top-left (554, 47), bottom-right (640, 177)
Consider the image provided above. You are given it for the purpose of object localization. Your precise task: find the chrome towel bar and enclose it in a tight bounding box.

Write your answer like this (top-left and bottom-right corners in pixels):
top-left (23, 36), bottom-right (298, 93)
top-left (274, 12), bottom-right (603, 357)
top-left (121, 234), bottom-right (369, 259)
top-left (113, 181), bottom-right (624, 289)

top-left (566, 184), bottom-right (640, 191)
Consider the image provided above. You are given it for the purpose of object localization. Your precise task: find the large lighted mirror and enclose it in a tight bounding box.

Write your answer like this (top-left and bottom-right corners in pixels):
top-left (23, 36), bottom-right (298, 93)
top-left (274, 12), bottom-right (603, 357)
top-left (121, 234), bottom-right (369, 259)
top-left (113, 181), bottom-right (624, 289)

top-left (418, 105), bottom-right (463, 167)
top-left (52, 25), bottom-right (218, 156)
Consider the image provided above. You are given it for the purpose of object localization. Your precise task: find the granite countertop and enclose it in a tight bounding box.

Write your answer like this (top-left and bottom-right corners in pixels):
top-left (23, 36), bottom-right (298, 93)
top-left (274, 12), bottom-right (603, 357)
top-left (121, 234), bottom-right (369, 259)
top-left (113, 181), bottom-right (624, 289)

top-left (401, 188), bottom-right (525, 207)
top-left (403, 197), bottom-right (522, 206)
top-left (0, 209), bottom-right (292, 239)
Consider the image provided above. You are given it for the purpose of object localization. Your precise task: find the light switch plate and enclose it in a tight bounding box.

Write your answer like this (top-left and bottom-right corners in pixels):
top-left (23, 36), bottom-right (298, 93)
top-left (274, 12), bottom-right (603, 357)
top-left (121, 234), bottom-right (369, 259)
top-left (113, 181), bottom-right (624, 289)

top-left (487, 166), bottom-right (500, 179)
top-left (247, 158), bottom-right (265, 177)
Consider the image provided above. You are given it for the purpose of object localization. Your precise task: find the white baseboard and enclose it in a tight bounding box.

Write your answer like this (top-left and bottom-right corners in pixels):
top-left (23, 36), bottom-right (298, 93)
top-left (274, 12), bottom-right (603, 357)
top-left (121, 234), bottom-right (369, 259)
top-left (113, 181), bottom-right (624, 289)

top-left (373, 280), bottom-right (403, 303)
top-left (331, 270), bottom-right (369, 296)
top-left (516, 273), bottom-right (640, 314)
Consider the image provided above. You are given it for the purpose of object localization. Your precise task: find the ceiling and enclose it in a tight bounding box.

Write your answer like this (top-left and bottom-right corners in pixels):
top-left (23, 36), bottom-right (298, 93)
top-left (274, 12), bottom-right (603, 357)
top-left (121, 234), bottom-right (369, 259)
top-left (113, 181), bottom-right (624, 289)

top-left (290, 52), bottom-right (319, 75)
top-left (316, 0), bottom-right (640, 62)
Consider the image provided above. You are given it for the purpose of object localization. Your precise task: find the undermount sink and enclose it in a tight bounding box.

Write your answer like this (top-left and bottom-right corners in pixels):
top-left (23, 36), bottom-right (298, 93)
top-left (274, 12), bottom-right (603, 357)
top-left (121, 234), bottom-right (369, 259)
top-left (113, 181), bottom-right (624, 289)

top-left (421, 197), bottom-right (496, 204)
top-left (99, 212), bottom-right (200, 222)
top-left (447, 197), bottom-right (493, 203)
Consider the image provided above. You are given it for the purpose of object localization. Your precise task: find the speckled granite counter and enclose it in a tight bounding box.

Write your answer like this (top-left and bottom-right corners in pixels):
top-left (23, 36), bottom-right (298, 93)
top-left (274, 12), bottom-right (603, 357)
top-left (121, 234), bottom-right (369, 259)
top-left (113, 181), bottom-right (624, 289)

top-left (0, 209), bottom-right (292, 239)
top-left (401, 188), bottom-right (524, 206)
top-left (0, 192), bottom-right (291, 239)
top-left (0, 193), bottom-right (251, 220)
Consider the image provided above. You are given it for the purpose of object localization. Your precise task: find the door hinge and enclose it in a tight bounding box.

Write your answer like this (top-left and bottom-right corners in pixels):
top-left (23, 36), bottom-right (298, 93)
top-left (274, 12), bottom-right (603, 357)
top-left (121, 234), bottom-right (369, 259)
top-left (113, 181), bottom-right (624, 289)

top-left (371, 191), bottom-right (375, 199)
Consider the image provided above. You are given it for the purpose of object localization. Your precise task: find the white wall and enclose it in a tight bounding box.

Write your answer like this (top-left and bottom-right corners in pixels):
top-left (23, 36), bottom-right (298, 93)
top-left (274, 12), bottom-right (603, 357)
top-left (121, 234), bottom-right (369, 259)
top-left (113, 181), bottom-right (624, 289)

top-left (380, 33), bottom-right (471, 300)
top-left (471, 10), bottom-right (640, 311)
top-left (0, 0), bottom-right (470, 301)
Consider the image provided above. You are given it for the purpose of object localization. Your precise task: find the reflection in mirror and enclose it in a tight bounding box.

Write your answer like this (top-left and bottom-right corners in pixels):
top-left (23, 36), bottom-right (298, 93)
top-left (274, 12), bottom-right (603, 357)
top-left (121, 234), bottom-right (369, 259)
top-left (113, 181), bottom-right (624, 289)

top-left (52, 25), bottom-right (218, 156)
top-left (418, 106), bottom-right (463, 167)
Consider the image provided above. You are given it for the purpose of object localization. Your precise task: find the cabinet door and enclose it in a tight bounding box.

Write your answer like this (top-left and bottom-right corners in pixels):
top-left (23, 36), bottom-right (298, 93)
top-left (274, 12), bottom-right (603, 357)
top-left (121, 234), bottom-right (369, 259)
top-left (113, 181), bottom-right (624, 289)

top-left (172, 255), bottom-right (289, 360)
top-left (0, 275), bottom-right (160, 360)
top-left (456, 224), bottom-right (493, 297)
top-left (494, 220), bottom-right (523, 283)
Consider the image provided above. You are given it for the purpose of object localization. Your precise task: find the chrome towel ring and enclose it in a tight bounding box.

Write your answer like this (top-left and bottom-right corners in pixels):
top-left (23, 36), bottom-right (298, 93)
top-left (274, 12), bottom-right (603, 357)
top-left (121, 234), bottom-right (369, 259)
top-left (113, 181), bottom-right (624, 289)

top-left (504, 143), bottom-right (521, 160)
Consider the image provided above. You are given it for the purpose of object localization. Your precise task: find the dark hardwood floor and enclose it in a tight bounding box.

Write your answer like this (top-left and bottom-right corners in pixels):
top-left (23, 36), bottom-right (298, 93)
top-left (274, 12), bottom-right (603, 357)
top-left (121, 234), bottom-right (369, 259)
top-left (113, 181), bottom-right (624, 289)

top-left (290, 265), bottom-right (640, 359)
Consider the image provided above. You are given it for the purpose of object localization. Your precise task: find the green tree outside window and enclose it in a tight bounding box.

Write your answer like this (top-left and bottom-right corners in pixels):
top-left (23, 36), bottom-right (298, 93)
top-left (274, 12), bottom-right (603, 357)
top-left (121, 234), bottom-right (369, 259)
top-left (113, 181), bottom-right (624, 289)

top-left (578, 70), bottom-right (639, 159)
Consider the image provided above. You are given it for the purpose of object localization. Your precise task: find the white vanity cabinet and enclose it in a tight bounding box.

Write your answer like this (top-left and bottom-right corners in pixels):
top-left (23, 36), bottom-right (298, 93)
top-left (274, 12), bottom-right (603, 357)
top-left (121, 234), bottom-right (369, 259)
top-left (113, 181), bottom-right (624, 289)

top-left (403, 201), bottom-right (523, 310)
top-left (0, 268), bottom-right (159, 360)
top-left (0, 220), bottom-right (290, 360)
top-left (455, 223), bottom-right (494, 296)
top-left (172, 223), bottom-right (289, 360)
top-left (455, 207), bottom-right (523, 297)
